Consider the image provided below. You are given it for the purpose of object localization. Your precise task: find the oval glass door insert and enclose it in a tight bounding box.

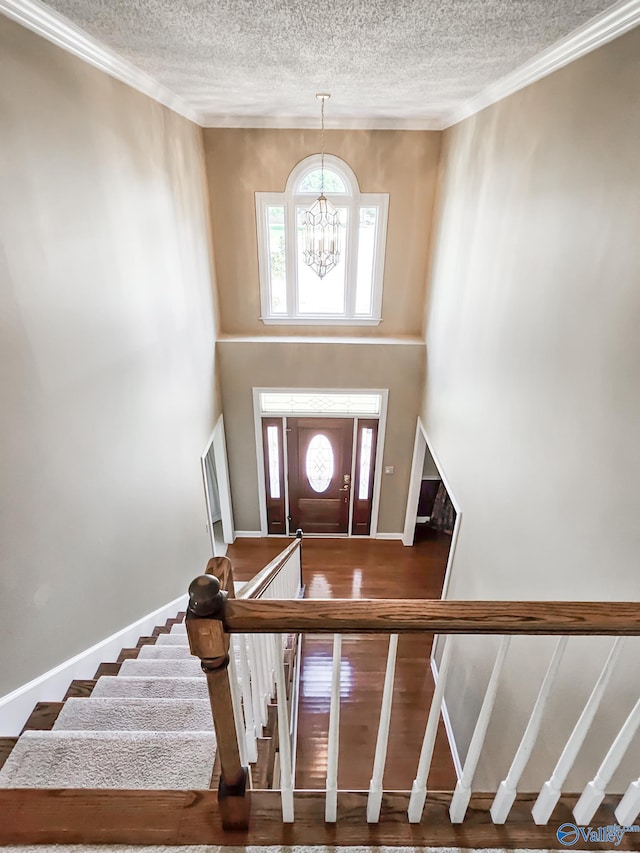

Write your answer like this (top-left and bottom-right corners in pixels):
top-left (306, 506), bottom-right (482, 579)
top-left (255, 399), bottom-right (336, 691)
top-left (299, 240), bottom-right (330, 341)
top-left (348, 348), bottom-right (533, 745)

top-left (306, 434), bottom-right (334, 493)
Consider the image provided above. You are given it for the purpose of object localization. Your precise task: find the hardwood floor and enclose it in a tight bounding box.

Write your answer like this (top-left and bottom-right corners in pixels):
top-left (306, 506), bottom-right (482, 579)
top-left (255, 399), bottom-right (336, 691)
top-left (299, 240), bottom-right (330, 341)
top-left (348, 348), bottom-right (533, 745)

top-left (227, 530), bottom-right (456, 791)
top-left (0, 738), bottom-right (18, 772)
top-left (229, 529), bottom-right (451, 598)
top-left (2, 789), bottom-right (633, 849)
top-left (20, 702), bottom-right (64, 734)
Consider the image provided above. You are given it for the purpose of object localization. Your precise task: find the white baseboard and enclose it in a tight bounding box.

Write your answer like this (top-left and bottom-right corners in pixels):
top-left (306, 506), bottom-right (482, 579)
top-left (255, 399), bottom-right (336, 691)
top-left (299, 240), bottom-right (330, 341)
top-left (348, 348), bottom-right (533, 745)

top-left (430, 653), bottom-right (463, 780)
top-left (238, 530), bottom-right (405, 540)
top-left (0, 593), bottom-right (188, 736)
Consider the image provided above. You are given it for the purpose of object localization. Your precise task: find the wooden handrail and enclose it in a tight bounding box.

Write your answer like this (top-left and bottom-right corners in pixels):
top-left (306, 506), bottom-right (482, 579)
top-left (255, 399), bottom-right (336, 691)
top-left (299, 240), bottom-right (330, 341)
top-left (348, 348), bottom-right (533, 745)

top-left (222, 599), bottom-right (640, 635)
top-left (204, 555), bottom-right (236, 596)
top-left (237, 537), bottom-right (301, 600)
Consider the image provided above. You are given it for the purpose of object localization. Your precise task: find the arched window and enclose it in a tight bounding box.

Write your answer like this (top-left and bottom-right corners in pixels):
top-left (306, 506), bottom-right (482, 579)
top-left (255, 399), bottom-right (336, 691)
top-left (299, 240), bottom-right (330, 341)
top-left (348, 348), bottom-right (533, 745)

top-left (256, 154), bottom-right (388, 324)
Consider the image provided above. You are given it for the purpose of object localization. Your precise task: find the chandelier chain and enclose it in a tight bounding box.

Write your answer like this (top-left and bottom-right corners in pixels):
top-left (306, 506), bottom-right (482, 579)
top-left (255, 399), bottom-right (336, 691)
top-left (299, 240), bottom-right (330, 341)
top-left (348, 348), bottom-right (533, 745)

top-left (320, 96), bottom-right (325, 194)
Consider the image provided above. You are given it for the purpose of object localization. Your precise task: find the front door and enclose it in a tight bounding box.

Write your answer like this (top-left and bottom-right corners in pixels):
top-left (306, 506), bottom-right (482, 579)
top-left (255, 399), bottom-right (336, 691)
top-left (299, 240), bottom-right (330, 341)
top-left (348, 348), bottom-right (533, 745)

top-left (287, 418), bottom-right (353, 534)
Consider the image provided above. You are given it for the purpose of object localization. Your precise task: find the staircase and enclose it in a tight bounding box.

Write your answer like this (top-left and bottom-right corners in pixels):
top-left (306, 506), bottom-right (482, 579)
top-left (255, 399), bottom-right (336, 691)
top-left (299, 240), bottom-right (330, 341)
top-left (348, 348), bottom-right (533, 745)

top-left (0, 612), bottom-right (217, 790)
top-left (1, 537), bottom-right (638, 849)
top-left (0, 600), bottom-right (292, 797)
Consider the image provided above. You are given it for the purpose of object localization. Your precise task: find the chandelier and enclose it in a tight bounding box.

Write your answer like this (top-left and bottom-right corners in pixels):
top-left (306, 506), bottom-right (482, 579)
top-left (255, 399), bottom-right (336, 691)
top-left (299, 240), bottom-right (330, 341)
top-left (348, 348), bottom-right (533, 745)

top-left (303, 94), bottom-right (340, 279)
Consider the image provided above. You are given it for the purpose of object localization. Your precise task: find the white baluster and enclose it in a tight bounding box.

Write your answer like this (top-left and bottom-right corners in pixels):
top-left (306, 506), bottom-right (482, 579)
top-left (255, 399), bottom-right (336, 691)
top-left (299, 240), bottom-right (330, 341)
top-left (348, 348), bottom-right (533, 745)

top-left (615, 778), bottom-right (640, 826)
top-left (235, 633), bottom-right (258, 763)
top-left (291, 556), bottom-right (298, 597)
top-left (254, 634), bottom-right (267, 726)
top-left (266, 629), bottom-right (277, 697)
top-left (367, 634), bottom-right (399, 823)
top-left (408, 635), bottom-right (453, 823)
top-left (491, 636), bottom-right (569, 824)
top-left (326, 633), bottom-right (342, 823)
top-left (450, 636), bottom-right (511, 823)
top-left (246, 635), bottom-right (265, 734)
top-left (273, 632), bottom-right (294, 822)
top-left (292, 547), bottom-right (302, 597)
top-left (290, 634), bottom-right (302, 779)
top-left (574, 697), bottom-right (640, 825)
top-left (257, 633), bottom-right (270, 717)
top-left (285, 553), bottom-right (292, 598)
top-left (227, 643), bottom-right (248, 768)
top-left (532, 638), bottom-right (624, 824)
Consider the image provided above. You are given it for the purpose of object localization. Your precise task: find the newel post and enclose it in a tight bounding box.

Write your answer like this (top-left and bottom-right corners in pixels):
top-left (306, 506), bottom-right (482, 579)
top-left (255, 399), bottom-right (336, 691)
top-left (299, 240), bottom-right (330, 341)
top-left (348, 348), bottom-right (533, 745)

top-left (186, 574), bottom-right (250, 830)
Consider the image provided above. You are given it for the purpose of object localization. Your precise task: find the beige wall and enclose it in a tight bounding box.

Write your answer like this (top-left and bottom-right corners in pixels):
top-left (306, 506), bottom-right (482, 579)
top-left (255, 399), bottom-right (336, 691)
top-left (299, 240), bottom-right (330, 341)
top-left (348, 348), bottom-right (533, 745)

top-left (423, 28), bottom-right (640, 789)
top-left (204, 128), bottom-right (440, 337)
top-left (0, 18), bottom-right (218, 696)
top-left (218, 340), bottom-right (425, 533)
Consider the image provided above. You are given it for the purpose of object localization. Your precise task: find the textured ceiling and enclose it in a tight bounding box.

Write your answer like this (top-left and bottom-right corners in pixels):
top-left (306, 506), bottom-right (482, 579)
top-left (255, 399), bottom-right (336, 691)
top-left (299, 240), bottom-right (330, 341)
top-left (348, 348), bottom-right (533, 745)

top-left (43, 0), bottom-right (617, 124)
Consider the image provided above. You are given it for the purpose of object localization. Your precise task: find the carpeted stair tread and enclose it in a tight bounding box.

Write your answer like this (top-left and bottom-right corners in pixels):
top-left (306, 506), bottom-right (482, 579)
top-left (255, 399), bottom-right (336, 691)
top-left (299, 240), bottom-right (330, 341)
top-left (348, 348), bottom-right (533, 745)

top-left (91, 675), bottom-right (209, 699)
top-left (137, 645), bottom-right (195, 660)
top-left (53, 697), bottom-right (213, 731)
top-left (170, 623), bottom-right (188, 635)
top-left (0, 730), bottom-right (216, 789)
top-left (156, 633), bottom-right (194, 646)
top-left (118, 658), bottom-right (204, 678)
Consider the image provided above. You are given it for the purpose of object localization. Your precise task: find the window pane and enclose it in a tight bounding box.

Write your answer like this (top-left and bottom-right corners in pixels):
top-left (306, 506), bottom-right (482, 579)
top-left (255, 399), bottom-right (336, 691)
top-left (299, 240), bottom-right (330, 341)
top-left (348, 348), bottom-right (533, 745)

top-left (306, 434), bottom-right (334, 493)
top-left (267, 425), bottom-right (281, 499)
top-left (298, 169), bottom-right (346, 193)
top-left (267, 206), bottom-right (286, 314)
top-left (358, 428), bottom-right (374, 500)
top-left (355, 206), bottom-right (378, 315)
top-left (297, 206), bottom-right (347, 314)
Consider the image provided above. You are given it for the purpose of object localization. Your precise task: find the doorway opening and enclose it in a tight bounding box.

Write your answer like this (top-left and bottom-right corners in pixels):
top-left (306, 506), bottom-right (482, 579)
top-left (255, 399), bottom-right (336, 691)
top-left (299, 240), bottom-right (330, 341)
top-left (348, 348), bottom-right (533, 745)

top-left (253, 389), bottom-right (388, 537)
top-left (201, 415), bottom-right (236, 555)
top-left (403, 418), bottom-right (461, 599)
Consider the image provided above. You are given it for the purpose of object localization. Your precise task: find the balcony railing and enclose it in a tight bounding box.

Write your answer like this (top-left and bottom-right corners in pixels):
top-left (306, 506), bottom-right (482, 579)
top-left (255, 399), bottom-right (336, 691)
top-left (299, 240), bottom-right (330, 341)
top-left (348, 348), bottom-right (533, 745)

top-left (1, 535), bottom-right (638, 848)
top-left (185, 538), bottom-right (640, 835)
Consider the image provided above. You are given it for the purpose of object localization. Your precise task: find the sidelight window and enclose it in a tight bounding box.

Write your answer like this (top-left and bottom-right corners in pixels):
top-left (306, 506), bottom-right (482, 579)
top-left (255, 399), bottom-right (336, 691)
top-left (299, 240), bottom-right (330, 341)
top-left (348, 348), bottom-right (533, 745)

top-left (266, 425), bottom-right (281, 499)
top-left (358, 427), bottom-right (374, 500)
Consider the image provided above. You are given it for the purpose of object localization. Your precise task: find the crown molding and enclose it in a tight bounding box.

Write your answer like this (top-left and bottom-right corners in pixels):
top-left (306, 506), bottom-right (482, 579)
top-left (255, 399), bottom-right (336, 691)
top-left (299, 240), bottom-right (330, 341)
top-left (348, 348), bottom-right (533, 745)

top-left (199, 114), bottom-right (449, 131)
top-left (443, 0), bottom-right (640, 128)
top-left (0, 0), bottom-right (202, 125)
top-left (3, 0), bottom-right (638, 133)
